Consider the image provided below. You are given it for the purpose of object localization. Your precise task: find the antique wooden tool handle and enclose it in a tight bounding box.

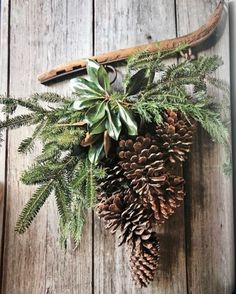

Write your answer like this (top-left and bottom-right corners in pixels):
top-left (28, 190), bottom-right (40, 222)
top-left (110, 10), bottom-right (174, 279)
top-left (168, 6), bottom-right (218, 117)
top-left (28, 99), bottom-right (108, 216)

top-left (38, 0), bottom-right (224, 84)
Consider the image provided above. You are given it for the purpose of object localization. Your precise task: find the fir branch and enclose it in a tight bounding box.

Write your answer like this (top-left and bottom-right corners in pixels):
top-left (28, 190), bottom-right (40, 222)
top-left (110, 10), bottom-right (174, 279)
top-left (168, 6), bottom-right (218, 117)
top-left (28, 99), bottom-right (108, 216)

top-left (0, 96), bottom-right (47, 113)
top-left (15, 180), bottom-right (54, 234)
top-left (127, 43), bottom-right (187, 70)
top-left (30, 92), bottom-right (70, 103)
top-left (67, 193), bottom-right (86, 247)
top-left (0, 114), bottom-right (40, 130)
top-left (36, 143), bottom-right (61, 163)
top-left (18, 120), bottom-right (48, 154)
top-left (21, 155), bottom-right (76, 185)
top-left (55, 179), bottom-right (71, 225)
top-left (86, 161), bottom-right (96, 208)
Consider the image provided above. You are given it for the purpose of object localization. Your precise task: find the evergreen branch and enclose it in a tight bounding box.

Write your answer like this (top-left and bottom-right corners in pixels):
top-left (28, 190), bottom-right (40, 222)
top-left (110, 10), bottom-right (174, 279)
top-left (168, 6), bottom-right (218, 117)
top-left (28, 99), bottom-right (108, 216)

top-left (15, 180), bottom-right (54, 234)
top-left (30, 92), bottom-right (70, 103)
top-left (127, 43), bottom-right (187, 70)
top-left (0, 114), bottom-right (40, 130)
top-left (0, 96), bottom-right (47, 113)
top-left (86, 161), bottom-right (96, 208)
top-left (68, 194), bottom-right (85, 247)
top-left (134, 94), bottom-right (228, 144)
top-left (21, 155), bottom-right (76, 185)
top-left (18, 120), bottom-right (48, 154)
top-left (36, 143), bottom-right (61, 163)
top-left (55, 179), bottom-right (71, 225)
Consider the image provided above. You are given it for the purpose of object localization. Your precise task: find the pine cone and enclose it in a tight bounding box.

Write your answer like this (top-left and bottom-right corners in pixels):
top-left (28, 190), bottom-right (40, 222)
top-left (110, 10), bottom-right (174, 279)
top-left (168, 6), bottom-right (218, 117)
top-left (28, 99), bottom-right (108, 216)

top-left (155, 109), bottom-right (196, 164)
top-left (129, 232), bottom-right (160, 288)
top-left (97, 164), bottom-right (126, 201)
top-left (97, 188), bottom-right (154, 244)
top-left (97, 189), bottom-right (160, 288)
top-left (118, 135), bottom-right (165, 182)
top-left (132, 173), bottom-right (185, 224)
top-left (118, 135), bottom-right (185, 223)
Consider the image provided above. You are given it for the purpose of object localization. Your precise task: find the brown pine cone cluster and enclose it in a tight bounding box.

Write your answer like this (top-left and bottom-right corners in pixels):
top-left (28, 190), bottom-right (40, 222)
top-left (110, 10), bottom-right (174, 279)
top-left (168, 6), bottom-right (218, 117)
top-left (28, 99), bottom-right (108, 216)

top-left (96, 109), bottom-right (196, 288)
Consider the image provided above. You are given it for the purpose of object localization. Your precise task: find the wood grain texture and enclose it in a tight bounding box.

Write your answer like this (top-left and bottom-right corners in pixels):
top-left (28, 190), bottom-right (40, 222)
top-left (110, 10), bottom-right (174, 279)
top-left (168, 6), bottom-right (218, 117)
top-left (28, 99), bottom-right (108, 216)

top-left (176, 0), bottom-right (235, 293)
top-left (93, 1), bottom-right (187, 293)
top-left (0, 0), bottom-right (9, 277)
top-left (1, 1), bottom-right (93, 293)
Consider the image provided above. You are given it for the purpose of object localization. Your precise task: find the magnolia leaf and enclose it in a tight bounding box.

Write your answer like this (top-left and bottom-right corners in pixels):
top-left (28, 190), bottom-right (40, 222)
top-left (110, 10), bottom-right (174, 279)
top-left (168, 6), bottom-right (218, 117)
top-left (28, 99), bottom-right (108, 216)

top-left (88, 139), bottom-right (104, 164)
top-left (125, 68), bottom-right (150, 96)
top-left (103, 130), bottom-right (111, 157)
top-left (87, 60), bottom-right (110, 93)
top-left (90, 117), bottom-right (106, 135)
top-left (73, 77), bottom-right (103, 96)
top-left (118, 103), bottom-right (138, 136)
top-left (105, 104), bottom-right (121, 140)
top-left (73, 97), bottom-right (103, 110)
top-left (98, 66), bottom-right (110, 92)
top-left (87, 59), bottom-right (100, 83)
top-left (85, 101), bottom-right (106, 125)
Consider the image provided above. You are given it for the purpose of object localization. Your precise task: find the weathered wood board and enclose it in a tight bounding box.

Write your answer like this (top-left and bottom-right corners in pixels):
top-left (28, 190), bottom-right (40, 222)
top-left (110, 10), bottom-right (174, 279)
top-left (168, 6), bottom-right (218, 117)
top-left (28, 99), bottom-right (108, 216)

top-left (1, 1), bottom-right (93, 294)
top-left (0, 0), bottom-right (9, 279)
top-left (0, 0), bottom-right (234, 293)
top-left (176, 1), bottom-right (235, 293)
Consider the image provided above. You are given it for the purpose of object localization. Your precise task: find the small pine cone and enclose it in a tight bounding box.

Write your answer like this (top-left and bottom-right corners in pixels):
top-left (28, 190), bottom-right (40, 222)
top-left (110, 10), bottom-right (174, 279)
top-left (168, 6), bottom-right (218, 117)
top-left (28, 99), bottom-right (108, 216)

top-left (132, 172), bottom-right (185, 224)
top-left (97, 165), bottom-right (126, 201)
top-left (97, 188), bottom-right (135, 234)
top-left (155, 109), bottom-right (196, 164)
top-left (129, 232), bottom-right (160, 288)
top-left (97, 189), bottom-right (154, 245)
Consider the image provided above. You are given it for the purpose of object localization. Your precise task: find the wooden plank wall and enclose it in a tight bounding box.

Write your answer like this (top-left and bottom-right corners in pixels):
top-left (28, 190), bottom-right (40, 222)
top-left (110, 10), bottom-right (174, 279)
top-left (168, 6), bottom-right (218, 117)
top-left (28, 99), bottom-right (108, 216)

top-left (0, 0), bottom-right (235, 293)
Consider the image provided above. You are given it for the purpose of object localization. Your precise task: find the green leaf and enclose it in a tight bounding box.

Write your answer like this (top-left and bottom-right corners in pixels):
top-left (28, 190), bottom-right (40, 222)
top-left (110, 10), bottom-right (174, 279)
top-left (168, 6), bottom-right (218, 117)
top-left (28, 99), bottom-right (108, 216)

top-left (87, 60), bottom-right (110, 92)
top-left (105, 104), bottom-right (121, 140)
top-left (88, 139), bottom-right (104, 164)
top-left (125, 68), bottom-right (150, 96)
top-left (90, 117), bottom-right (106, 134)
top-left (98, 66), bottom-right (110, 92)
top-left (87, 59), bottom-right (101, 83)
top-left (72, 77), bottom-right (104, 96)
top-left (118, 103), bottom-right (138, 136)
top-left (73, 97), bottom-right (103, 110)
top-left (85, 101), bottom-right (106, 125)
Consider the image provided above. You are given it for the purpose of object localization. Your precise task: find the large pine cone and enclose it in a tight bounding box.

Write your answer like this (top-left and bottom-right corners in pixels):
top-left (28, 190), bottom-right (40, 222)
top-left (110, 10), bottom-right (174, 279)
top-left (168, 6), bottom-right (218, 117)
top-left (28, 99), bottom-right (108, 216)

top-left (156, 109), bottom-right (196, 165)
top-left (129, 232), bottom-right (160, 288)
top-left (118, 134), bottom-right (165, 185)
top-left (132, 172), bottom-right (185, 224)
top-left (118, 135), bottom-right (185, 224)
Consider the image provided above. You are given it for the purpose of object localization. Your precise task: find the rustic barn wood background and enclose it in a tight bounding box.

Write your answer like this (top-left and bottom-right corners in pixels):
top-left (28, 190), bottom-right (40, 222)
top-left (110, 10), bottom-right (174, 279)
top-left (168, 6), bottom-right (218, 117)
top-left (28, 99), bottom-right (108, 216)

top-left (0, 0), bottom-right (235, 293)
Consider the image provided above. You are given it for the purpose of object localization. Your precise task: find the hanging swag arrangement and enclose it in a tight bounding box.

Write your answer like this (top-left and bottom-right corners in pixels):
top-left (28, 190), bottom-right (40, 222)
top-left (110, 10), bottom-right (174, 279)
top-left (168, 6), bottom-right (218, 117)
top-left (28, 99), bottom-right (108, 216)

top-left (0, 45), bottom-right (230, 287)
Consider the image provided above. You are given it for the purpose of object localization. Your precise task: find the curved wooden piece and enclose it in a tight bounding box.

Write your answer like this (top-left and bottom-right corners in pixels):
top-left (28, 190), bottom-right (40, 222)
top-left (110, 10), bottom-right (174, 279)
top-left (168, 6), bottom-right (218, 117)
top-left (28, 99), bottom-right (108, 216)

top-left (38, 0), bottom-right (224, 84)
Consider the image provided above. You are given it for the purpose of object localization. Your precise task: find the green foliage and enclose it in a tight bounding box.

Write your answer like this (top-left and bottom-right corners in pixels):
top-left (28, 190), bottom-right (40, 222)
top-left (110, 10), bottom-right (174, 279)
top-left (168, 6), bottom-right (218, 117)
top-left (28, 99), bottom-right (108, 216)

top-left (72, 60), bottom-right (138, 162)
top-left (130, 54), bottom-right (230, 145)
top-left (0, 46), bottom-right (232, 246)
top-left (15, 181), bottom-right (54, 233)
